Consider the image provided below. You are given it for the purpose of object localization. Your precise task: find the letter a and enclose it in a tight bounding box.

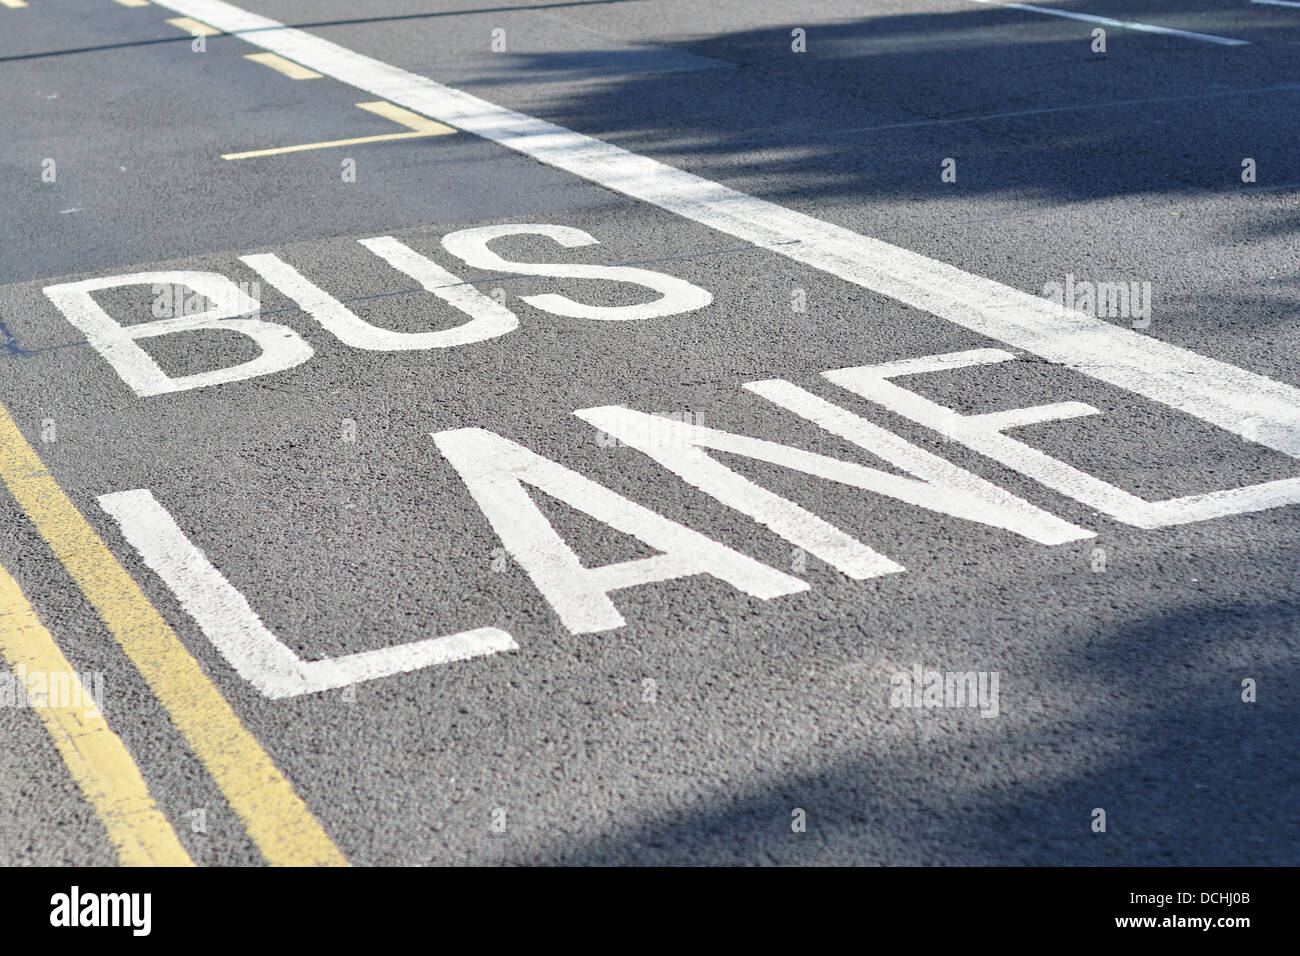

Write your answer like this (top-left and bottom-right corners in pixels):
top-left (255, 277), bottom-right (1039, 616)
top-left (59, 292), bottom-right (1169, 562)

top-left (433, 427), bottom-right (806, 633)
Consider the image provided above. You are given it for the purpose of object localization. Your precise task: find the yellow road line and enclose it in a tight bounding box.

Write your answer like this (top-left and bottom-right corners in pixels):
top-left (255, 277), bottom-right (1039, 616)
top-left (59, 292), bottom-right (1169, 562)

top-left (244, 52), bottom-right (322, 80)
top-left (223, 130), bottom-right (433, 160)
top-left (0, 404), bottom-right (347, 867)
top-left (113, 0), bottom-right (152, 7)
top-left (355, 100), bottom-right (456, 133)
top-left (166, 15), bottom-right (219, 36)
top-left (0, 0), bottom-right (29, 10)
top-left (0, 566), bottom-right (194, 867)
top-left (222, 100), bottom-right (456, 160)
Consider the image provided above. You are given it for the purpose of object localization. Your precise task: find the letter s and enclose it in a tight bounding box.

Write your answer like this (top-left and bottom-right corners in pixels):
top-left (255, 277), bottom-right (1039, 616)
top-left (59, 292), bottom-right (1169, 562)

top-left (440, 223), bottom-right (712, 321)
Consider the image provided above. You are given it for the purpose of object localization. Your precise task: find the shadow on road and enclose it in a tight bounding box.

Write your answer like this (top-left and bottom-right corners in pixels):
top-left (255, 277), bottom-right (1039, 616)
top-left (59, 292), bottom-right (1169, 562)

top-left (447, 1), bottom-right (1300, 211)
top-left (518, 595), bottom-right (1298, 865)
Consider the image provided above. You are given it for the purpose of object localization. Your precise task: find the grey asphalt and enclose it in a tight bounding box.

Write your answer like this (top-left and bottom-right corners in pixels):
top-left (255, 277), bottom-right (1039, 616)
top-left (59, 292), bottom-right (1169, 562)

top-left (1, 0), bottom-right (1298, 866)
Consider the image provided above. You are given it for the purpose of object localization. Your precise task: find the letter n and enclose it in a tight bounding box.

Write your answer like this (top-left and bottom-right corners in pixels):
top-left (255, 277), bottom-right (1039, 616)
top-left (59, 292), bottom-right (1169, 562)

top-left (576, 392), bottom-right (1088, 579)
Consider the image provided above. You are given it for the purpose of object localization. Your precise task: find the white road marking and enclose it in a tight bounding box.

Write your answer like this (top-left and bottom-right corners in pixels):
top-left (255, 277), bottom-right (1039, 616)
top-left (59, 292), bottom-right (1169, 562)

top-left (1250, 0), bottom-right (1300, 9)
top-left (242, 238), bottom-right (520, 350)
top-left (822, 350), bottom-right (1300, 529)
top-left (575, 400), bottom-right (1090, 579)
top-left (432, 427), bottom-right (806, 634)
top-left (126, 0), bottom-right (1300, 496)
top-left (97, 489), bottom-right (517, 697)
top-left (46, 223), bottom-right (713, 393)
top-left (145, 0), bottom-right (1300, 467)
top-left (440, 223), bottom-right (713, 321)
top-left (965, 0), bottom-right (1248, 46)
top-left (43, 270), bottom-right (313, 396)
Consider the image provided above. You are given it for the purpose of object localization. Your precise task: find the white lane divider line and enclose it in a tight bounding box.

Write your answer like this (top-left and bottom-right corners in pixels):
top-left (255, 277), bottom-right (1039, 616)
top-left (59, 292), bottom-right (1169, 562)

top-left (97, 489), bottom-right (517, 698)
top-left (147, 0), bottom-right (1300, 461)
top-left (1251, 0), bottom-right (1300, 8)
top-left (966, 0), bottom-right (1248, 45)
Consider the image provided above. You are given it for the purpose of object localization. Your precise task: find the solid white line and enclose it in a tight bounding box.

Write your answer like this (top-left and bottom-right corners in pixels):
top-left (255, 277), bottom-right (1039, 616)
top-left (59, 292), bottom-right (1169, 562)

top-left (966, 0), bottom-right (1248, 45)
top-left (148, 0), bottom-right (1300, 463)
top-left (98, 489), bottom-right (517, 698)
top-left (1251, 0), bottom-right (1300, 9)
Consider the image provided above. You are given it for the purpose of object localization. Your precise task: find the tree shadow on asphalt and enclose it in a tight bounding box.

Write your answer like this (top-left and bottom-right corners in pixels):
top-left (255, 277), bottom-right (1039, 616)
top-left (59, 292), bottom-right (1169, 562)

top-left (518, 597), bottom-right (1299, 865)
top-left (467, 9), bottom-right (1300, 865)
top-left (449, 1), bottom-right (1300, 211)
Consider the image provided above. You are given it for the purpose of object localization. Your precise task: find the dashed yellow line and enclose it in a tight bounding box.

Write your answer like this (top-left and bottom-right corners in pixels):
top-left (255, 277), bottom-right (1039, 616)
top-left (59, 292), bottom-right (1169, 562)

top-left (244, 52), bottom-right (322, 80)
top-left (222, 100), bottom-right (456, 160)
top-left (0, 0), bottom-right (29, 10)
top-left (0, 404), bottom-right (347, 867)
top-left (0, 566), bottom-right (194, 867)
top-left (166, 15), bottom-right (219, 36)
top-left (113, 0), bottom-right (152, 8)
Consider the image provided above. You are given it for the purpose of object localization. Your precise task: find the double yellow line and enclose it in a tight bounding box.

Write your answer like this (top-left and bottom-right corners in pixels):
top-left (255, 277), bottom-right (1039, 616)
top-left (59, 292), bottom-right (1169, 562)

top-left (0, 404), bottom-right (346, 866)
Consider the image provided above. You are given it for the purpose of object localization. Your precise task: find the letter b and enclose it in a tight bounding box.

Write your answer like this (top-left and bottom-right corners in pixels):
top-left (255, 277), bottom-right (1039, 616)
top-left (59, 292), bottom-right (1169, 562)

top-left (43, 271), bottom-right (313, 397)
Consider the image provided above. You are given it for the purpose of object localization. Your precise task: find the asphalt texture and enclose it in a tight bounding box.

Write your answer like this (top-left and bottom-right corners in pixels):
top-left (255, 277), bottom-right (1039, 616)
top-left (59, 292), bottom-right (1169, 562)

top-left (1, 0), bottom-right (1298, 866)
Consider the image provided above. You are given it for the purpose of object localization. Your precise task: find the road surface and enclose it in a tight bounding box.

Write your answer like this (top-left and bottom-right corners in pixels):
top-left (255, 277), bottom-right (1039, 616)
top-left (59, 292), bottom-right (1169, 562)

top-left (1, 0), bottom-right (1298, 866)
